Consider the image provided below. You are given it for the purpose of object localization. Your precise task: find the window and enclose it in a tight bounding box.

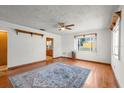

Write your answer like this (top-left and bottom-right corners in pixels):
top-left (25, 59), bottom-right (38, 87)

top-left (112, 18), bottom-right (120, 60)
top-left (74, 33), bottom-right (97, 52)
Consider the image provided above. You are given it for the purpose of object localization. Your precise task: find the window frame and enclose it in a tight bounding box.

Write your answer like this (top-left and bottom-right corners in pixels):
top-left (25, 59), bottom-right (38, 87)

top-left (74, 33), bottom-right (97, 52)
top-left (112, 17), bottom-right (121, 60)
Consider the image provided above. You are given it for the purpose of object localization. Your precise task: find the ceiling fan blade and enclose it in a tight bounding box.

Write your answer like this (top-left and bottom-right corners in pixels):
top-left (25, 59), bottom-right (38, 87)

top-left (40, 29), bottom-right (46, 31)
top-left (65, 24), bottom-right (75, 27)
top-left (66, 27), bottom-right (72, 30)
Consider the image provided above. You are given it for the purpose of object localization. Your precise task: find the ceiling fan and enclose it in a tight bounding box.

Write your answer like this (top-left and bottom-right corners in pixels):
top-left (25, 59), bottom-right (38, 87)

top-left (58, 22), bottom-right (75, 31)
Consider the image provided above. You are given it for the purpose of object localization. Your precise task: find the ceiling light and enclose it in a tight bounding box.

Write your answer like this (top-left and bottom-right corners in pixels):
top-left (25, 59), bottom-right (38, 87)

top-left (60, 27), bottom-right (65, 31)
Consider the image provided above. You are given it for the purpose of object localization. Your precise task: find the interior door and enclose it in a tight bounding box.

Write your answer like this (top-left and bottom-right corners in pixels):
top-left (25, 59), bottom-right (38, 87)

top-left (46, 38), bottom-right (53, 57)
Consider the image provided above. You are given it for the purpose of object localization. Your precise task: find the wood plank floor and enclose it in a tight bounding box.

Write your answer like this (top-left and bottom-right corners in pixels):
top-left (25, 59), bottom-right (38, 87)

top-left (0, 58), bottom-right (118, 88)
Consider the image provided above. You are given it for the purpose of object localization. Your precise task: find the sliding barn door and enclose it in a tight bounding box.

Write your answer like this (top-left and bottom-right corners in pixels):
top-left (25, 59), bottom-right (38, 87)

top-left (0, 32), bottom-right (7, 66)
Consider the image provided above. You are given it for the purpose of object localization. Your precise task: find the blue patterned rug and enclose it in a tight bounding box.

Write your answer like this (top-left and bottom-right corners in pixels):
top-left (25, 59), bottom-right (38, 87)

top-left (9, 62), bottom-right (90, 88)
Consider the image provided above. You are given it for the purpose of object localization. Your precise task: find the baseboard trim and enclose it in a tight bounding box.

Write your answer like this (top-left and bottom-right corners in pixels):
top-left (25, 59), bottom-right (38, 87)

top-left (8, 57), bottom-right (61, 70)
top-left (8, 56), bottom-right (110, 70)
top-left (53, 56), bottom-right (62, 59)
top-left (8, 60), bottom-right (44, 70)
top-left (61, 56), bottom-right (110, 65)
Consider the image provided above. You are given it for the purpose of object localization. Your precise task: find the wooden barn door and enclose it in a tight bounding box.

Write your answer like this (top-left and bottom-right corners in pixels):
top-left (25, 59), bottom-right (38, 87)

top-left (0, 32), bottom-right (7, 66)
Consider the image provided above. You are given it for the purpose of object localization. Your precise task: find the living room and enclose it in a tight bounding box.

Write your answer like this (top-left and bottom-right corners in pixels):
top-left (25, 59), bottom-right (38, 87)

top-left (0, 4), bottom-right (124, 89)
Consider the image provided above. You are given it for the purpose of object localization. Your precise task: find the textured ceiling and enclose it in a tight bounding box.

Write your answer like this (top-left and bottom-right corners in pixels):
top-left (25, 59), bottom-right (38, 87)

top-left (0, 5), bottom-right (119, 35)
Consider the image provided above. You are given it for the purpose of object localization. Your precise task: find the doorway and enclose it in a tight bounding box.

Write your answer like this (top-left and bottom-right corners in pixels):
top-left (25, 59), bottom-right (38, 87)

top-left (0, 32), bottom-right (8, 72)
top-left (46, 37), bottom-right (53, 60)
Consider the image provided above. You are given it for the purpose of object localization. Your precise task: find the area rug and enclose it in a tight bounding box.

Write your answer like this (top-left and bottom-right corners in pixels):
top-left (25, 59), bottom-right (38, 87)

top-left (9, 62), bottom-right (90, 88)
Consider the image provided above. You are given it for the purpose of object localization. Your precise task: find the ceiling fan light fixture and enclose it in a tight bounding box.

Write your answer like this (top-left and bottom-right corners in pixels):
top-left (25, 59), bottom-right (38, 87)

top-left (60, 27), bottom-right (66, 31)
top-left (58, 22), bottom-right (75, 31)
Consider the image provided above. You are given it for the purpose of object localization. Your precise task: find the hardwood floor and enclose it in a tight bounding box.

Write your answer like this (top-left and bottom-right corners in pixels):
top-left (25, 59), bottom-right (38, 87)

top-left (0, 58), bottom-right (118, 88)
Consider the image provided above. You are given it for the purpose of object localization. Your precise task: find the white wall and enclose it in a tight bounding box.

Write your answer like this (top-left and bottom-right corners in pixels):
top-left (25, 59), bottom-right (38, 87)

top-left (111, 5), bottom-right (124, 87)
top-left (62, 29), bottom-right (111, 64)
top-left (0, 20), bottom-right (62, 67)
top-left (61, 34), bottom-right (74, 57)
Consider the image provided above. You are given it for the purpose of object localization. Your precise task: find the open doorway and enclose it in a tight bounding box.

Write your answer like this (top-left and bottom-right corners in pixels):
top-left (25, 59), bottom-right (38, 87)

top-left (46, 37), bottom-right (53, 61)
top-left (0, 31), bottom-right (8, 72)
